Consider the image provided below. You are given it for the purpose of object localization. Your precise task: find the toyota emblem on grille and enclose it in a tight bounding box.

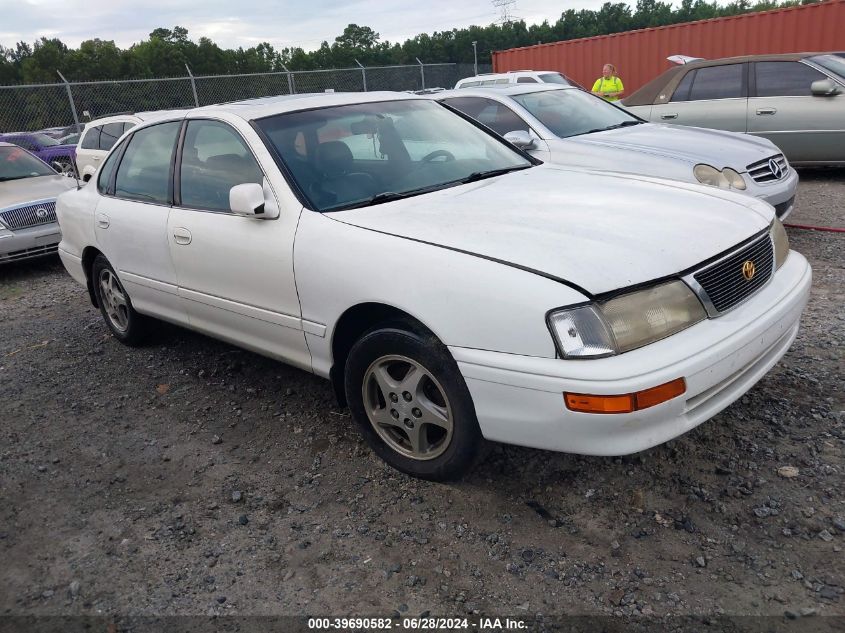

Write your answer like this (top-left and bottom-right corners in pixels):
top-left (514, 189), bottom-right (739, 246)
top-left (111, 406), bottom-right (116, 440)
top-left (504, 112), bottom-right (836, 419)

top-left (742, 260), bottom-right (756, 281)
top-left (768, 158), bottom-right (783, 179)
top-left (35, 208), bottom-right (48, 219)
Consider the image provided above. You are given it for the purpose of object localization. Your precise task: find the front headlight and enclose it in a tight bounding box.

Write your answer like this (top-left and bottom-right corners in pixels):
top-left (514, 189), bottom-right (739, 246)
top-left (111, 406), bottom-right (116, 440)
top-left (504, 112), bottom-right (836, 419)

top-left (549, 280), bottom-right (707, 358)
top-left (771, 218), bottom-right (789, 269)
top-left (694, 164), bottom-right (746, 191)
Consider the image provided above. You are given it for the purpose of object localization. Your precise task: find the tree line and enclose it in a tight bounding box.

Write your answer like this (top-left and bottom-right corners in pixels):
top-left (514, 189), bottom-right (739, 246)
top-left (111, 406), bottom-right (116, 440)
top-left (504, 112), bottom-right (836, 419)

top-left (0, 0), bottom-right (821, 85)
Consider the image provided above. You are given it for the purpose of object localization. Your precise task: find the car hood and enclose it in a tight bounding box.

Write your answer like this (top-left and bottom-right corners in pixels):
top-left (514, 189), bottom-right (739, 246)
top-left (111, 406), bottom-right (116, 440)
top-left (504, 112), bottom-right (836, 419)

top-left (565, 123), bottom-right (778, 171)
top-left (330, 165), bottom-right (773, 296)
top-left (1, 175), bottom-right (77, 209)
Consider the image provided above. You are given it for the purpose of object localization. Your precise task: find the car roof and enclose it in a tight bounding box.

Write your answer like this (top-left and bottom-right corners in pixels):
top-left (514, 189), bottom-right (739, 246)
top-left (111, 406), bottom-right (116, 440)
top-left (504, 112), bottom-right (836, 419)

top-left (624, 52), bottom-right (831, 106)
top-left (434, 84), bottom-right (570, 99)
top-left (188, 91), bottom-right (419, 120)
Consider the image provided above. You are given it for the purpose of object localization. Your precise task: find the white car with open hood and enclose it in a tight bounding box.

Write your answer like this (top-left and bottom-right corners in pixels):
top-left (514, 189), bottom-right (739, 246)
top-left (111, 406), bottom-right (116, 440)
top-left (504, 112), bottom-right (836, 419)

top-left (55, 92), bottom-right (812, 480)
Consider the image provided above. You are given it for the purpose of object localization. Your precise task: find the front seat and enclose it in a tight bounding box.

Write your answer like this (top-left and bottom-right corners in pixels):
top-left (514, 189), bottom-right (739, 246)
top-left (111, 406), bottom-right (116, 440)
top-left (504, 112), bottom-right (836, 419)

top-left (316, 141), bottom-right (376, 205)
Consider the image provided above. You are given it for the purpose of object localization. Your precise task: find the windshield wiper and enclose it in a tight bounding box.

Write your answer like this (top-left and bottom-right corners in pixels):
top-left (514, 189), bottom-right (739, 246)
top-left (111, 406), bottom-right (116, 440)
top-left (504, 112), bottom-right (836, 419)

top-left (327, 187), bottom-right (441, 211)
top-left (460, 164), bottom-right (531, 184)
top-left (582, 120), bottom-right (643, 135)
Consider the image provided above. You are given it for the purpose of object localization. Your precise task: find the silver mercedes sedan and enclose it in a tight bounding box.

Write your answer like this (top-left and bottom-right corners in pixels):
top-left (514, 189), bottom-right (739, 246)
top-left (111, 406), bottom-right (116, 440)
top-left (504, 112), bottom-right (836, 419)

top-left (434, 84), bottom-right (798, 219)
top-left (623, 53), bottom-right (845, 166)
top-left (0, 142), bottom-right (76, 264)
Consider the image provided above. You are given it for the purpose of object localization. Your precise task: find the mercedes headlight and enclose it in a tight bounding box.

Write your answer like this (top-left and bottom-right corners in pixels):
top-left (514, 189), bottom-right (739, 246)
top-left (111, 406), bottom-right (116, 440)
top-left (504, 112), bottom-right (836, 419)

top-left (549, 280), bottom-right (707, 358)
top-left (694, 164), bottom-right (746, 191)
top-left (771, 218), bottom-right (789, 269)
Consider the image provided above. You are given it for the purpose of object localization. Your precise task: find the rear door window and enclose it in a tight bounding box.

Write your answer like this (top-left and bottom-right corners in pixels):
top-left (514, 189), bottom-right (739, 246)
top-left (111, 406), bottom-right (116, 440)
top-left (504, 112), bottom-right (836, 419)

top-left (517, 76), bottom-right (539, 83)
top-left (670, 71), bottom-right (695, 102)
top-left (687, 64), bottom-right (745, 100)
top-left (114, 121), bottom-right (181, 205)
top-left (81, 126), bottom-right (101, 150)
top-left (754, 61), bottom-right (826, 97)
top-left (99, 122), bottom-right (125, 151)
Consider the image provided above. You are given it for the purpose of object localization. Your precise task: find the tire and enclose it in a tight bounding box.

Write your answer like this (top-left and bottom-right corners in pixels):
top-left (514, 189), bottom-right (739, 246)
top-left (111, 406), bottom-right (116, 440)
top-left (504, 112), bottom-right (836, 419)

top-left (344, 324), bottom-right (483, 481)
top-left (91, 254), bottom-right (149, 346)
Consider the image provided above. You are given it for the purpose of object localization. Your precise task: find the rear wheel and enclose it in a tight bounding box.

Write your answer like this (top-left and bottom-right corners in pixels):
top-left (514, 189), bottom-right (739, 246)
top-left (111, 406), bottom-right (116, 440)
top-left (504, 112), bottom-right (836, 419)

top-left (91, 255), bottom-right (149, 346)
top-left (345, 325), bottom-right (483, 480)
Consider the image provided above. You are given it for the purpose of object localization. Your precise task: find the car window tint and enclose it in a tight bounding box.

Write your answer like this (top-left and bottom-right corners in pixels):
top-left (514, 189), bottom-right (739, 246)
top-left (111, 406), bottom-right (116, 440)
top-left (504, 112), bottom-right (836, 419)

top-left (81, 126), bottom-right (101, 150)
top-left (755, 61), bottom-right (826, 97)
top-left (99, 122), bottom-right (124, 151)
top-left (97, 137), bottom-right (128, 194)
top-left (123, 122), bottom-right (136, 135)
top-left (688, 64), bottom-right (743, 100)
top-left (517, 76), bottom-right (539, 83)
top-left (114, 121), bottom-right (180, 205)
top-left (180, 120), bottom-right (263, 212)
top-left (443, 97), bottom-right (529, 136)
top-left (539, 73), bottom-right (569, 85)
top-left (670, 71), bottom-right (695, 102)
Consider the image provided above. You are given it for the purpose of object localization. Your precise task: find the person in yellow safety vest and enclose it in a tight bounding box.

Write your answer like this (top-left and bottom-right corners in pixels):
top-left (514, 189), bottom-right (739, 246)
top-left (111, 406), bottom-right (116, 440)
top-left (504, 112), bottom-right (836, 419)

top-left (591, 64), bottom-right (624, 102)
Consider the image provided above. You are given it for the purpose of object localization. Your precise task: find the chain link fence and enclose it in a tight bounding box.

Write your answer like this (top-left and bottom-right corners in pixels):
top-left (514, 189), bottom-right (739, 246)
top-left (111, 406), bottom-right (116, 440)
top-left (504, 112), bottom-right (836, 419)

top-left (0, 62), bottom-right (490, 134)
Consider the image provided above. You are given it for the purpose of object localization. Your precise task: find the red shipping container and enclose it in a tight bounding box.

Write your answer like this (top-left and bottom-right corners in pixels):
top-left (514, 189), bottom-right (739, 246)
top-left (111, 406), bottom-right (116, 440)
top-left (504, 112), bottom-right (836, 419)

top-left (492, 0), bottom-right (845, 94)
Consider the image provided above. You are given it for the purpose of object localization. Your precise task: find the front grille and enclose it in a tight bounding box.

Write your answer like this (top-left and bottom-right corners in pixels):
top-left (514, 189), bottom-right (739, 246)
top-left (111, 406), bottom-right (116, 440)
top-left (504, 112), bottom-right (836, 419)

top-left (693, 234), bottom-right (774, 314)
top-left (746, 154), bottom-right (788, 183)
top-left (0, 200), bottom-right (57, 230)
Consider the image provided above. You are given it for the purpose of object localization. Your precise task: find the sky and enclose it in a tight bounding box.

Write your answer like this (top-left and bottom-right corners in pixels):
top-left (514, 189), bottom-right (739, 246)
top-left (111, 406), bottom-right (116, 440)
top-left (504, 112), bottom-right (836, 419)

top-left (2, 0), bottom-right (611, 51)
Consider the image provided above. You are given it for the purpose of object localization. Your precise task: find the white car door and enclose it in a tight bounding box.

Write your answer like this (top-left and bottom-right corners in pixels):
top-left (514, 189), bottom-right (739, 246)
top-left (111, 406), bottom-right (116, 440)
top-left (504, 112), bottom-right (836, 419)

top-left (649, 63), bottom-right (748, 132)
top-left (94, 120), bottom-right (188, 324)
top-left (166, 117), bottom-right (311, 370)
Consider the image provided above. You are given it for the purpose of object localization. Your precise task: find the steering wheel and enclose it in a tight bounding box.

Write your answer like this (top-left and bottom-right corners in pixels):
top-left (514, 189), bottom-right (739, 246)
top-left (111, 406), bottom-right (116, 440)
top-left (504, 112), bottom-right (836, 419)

top-left (421, 149), bottom-right (456, 163)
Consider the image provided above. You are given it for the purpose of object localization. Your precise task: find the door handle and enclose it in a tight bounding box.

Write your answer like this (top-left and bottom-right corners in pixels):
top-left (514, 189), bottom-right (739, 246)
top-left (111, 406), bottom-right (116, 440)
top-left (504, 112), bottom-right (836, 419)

top-left (173, 227), bottom-right (192, 245)
top-left (92, 156), bottom-right (102, 161)
top-left (660, 113), bottom-right (678, 120)
top-left (96, 213), bottom-right (109, 229)
top-left (756, 107), bottom-right (777, 115)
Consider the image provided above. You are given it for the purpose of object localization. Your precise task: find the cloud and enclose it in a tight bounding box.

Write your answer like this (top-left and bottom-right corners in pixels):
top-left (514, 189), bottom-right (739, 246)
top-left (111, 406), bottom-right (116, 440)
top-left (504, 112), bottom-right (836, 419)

top-left (0, 0), bottom-right (609, 51)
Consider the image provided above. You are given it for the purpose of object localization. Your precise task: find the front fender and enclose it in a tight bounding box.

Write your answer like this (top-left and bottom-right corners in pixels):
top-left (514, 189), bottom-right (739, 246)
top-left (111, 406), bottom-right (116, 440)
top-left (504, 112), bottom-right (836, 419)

top-left (293, 210), bottom-right (588, 378)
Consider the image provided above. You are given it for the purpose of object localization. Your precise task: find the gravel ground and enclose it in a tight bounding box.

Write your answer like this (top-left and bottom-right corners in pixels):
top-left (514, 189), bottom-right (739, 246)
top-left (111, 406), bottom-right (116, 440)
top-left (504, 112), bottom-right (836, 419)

top-left (1, 171), bottom-right (843, 627)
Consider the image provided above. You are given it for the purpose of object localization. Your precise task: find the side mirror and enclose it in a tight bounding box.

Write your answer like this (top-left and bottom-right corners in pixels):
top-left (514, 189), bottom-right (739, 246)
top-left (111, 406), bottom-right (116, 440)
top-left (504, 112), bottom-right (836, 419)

top-left (229, 182), bottom-right (278, 219)
top-left (503, 130), bottom-right (536, 150)
top-left (811, 78), bottom-right (841, 96)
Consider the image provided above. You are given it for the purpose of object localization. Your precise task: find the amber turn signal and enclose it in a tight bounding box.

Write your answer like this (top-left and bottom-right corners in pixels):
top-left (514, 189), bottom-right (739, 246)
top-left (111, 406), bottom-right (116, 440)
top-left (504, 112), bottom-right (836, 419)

top-left (565, 378), bottom-right (686, 414)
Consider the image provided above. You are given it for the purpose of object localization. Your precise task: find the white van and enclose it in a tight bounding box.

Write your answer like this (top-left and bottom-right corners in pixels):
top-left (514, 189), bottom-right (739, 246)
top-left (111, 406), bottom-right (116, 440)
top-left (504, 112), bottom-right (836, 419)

top-left (455, 70), bottom-right (580, 89)
top-left (76, 110), bottom-right (184, 181)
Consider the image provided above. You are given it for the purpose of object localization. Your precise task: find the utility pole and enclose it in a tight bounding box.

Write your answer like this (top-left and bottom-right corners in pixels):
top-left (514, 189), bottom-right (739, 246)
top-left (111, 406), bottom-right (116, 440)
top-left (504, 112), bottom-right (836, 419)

top-left (472, 41), bottom-right (478, 76)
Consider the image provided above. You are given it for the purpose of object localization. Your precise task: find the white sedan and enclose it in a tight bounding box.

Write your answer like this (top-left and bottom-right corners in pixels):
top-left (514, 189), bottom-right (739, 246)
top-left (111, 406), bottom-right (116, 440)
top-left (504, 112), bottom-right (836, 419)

top-left (433, 85), bottom-right (798, 219)
top-left (55, 92), bottom-right (811, 480)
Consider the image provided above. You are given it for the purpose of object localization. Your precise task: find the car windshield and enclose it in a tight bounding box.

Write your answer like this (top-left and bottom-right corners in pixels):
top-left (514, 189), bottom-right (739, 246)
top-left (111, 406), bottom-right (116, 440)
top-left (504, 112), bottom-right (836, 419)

top-left (257, 99), bottom-right (532, 212)
top-left (512, 89), bottom-right (641, 138)
top-left (809, 54), bottom-right (845, 80)
top-left (29, 133), bottom-right (61, 147)
top-left (0, 146), bottom-right (55, 181)
top-left (539, 73), bottom-right (570, 85)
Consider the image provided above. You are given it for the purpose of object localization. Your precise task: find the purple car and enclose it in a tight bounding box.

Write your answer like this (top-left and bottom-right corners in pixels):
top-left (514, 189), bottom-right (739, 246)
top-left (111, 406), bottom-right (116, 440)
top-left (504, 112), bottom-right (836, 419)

top-left (0, 132), bottom-right (77, 175)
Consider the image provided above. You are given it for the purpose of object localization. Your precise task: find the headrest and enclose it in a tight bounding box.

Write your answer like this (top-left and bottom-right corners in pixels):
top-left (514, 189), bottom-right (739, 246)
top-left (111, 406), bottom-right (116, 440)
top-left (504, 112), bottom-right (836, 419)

top-left (317, 141), bottom-right (353, 176)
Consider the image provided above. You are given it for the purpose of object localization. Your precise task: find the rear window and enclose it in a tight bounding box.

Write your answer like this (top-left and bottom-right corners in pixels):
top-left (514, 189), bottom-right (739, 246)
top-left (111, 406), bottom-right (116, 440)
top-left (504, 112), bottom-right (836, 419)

top-left (539, 73), bottom-right (570, 85)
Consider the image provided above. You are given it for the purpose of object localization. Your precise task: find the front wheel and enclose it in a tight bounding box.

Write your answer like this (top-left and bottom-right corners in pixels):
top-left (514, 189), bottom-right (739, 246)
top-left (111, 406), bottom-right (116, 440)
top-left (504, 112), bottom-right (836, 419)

top-left (344, 325), bottom-right (483, 480)
top-left (91, 254), bottom-right (149, 346)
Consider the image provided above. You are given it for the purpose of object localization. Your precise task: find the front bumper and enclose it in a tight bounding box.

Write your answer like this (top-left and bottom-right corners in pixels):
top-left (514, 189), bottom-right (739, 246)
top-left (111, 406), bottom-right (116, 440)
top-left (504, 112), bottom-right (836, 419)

top-left (0, 223), bottom-right (61, 264)
top-left (746, 167), bottom-right (798, 220)
top-left (450, 251), bottom-right (812, 456)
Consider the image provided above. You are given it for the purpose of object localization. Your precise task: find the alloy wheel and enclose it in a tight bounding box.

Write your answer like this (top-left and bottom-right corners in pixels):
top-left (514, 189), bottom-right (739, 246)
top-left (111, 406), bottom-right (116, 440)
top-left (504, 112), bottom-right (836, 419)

top-left (98, 268), bottom-right (129, 332)
top-left (362, 354), bottom-right (454, 460)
